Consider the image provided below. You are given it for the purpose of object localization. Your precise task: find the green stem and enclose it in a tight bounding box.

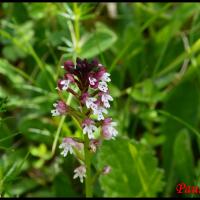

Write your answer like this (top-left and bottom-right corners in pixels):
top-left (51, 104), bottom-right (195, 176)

top-left (28, 45), bottom-right (55, 92)
top-left (92, 169), bottom-right (102, 185)
top-left (84, 134), bottom-right (93, 197)
top-left (73, 3), bottom-right (80, 54)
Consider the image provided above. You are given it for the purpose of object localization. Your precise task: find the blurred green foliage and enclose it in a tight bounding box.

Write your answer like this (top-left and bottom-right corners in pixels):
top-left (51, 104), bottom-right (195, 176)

top-left (0, 2), bottom-right (200, 197)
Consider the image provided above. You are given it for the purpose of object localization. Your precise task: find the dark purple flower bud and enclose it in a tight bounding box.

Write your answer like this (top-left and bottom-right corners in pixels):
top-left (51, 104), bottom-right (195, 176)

top-left (76, 57), bottom-right (82, 65)
top-left (64, 60), bottom-right (74, 72)
top-left (91, 58), bottom-right (100, 67)
top-left (64, 73), bottom-right (75, 83)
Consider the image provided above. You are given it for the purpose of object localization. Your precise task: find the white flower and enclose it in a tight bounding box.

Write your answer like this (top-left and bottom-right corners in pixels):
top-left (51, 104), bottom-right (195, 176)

top-left (100, 72), bottom-right (111, 82)
top-left (89, 77), bottom-right (97, 86)
top-left (85, 97), bottom-right (97, 110)
top-left (59, 138), bottom-right (76, 157)
top-left (102, 118), bottom-right (118, 140)
top-left (101, 93), bottom-right (113, 108)
top-left (98, 81), bottom-right (108, 92)
top-left (73, 165), bottom-right (86, 183)
top-left (90, 102), bottom-right (98, 111)
top-left (60, 79), bottom-right (70, 90)
top-left (51, 101), bottom-right (67, 116)
top-left (82, 119), bottom-right (97, 139)
top-left (93, 105), bottom-right (108, 121)
top-left (51, 103), bottom-right (60, 116)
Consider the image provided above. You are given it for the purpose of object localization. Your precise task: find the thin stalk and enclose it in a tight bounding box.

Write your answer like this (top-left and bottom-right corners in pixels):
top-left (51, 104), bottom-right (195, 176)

top-left (67, 88), bottom-right (79, 98)
top-left (92, 169), bottom-right (102, 184)
top-left (74, 3), bottom-right (80, 51)
top-left (28, 45), bottom-right (55, 92)
top-left (84, 134), bottom-right (93, 197)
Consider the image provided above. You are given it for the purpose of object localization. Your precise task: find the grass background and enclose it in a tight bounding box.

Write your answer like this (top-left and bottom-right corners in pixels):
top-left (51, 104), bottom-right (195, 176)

top-left (0, 2), bottom-right (200, 197)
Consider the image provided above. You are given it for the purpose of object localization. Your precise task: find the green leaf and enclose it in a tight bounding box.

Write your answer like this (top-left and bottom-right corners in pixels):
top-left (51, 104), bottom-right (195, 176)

top-left (53, 172), bottom-right (78, 197)
top-left (8, 178), bottom-right (38, 196)
top-left (161, 80), bottom-right (199, 174)
top-left (79, 22), bottom-right (117, 59)
top-left (12, 3), bottom-right (28, 24)
top-left (0, 59), bottom-right (25, 85)
top-left (173, 129), bottom-right (195, 185)
top-left (18, 115), bottom-right (54, 145)
top-left (26, 3), bottom-right (48, 20)
top-left (97, 138), bottom-right (165, 197)
top-left (130, 79), bottom-right (166, 104)
top-left (164, 129), bottom-right (196, 196)
top-left (2, 45), bottom-right (26, 62)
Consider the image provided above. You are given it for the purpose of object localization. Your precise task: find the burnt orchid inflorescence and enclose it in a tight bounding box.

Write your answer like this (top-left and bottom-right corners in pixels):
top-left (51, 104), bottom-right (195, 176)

top-left (51, 57), bottom-right (117, 193)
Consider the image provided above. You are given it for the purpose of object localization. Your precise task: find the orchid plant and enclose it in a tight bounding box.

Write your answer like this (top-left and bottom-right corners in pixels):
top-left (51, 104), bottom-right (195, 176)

top-left (51, 57), bottom-right (118, 197)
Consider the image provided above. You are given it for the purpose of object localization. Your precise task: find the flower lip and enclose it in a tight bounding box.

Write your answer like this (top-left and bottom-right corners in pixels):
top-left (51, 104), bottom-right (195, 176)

top-left (59, 137), bottom-right (75, 157)
top-left (57, 79), bottom-right (71, 91)
top-left (51, 100), bottom-right (68, 116)
top-left (73, 165), bottom-right (86, 183)
top-left (98, 91), bottom-right (113, 108)
top-left (88, 72), bottom-right (98, 88)
top-left (92, 101), bottom-right (108, 121)
top-left (98, 81), bottom-right (108, 92)
top-left (81, 92), bottom-right (98, 110)
top-left (102, 118), bottom-right (118, 140)
top-left (59, 137), bottom-right (84, 157)
top-left (82, 118), bottom-right (97, 139)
